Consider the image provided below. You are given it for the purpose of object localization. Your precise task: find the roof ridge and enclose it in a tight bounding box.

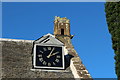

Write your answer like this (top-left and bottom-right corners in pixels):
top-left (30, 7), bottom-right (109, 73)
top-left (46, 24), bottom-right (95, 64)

top-left (0, 38), bottom-right (34, 43)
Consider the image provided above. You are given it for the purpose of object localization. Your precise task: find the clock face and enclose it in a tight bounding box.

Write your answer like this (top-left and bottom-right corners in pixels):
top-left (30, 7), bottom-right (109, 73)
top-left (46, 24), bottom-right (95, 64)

top-left (34, 45), bottom-right (64, 69)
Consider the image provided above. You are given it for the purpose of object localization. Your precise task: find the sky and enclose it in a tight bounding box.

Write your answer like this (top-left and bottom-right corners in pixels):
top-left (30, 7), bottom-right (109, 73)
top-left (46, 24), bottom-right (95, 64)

top-left (2, 2), bottom-right (117, 78)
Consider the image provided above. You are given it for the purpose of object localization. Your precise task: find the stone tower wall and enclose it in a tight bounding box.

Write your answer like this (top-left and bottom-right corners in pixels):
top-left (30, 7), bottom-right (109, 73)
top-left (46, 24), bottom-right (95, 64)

top-left (54, 16), bottom-right (70, 36)
top-left (54, 16), bottom-right (92, 78)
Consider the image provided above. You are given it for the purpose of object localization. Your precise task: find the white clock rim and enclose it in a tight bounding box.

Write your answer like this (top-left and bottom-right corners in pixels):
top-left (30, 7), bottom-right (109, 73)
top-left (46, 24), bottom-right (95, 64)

top-left (33, 44), bottom-right (65, 69)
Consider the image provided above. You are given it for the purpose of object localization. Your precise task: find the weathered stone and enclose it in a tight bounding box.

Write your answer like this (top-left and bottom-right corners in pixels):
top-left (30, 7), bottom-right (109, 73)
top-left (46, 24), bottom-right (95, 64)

top-left (0, 39), bottom-right (74, 79)
top-left (71, 57), bottom-right (81, 62)
top-left (73, 62), bottom-right (82, 65)
top-left (77, 70), bottom-right (88, 75)
top-left (0, 16), bottom-right (92, 79)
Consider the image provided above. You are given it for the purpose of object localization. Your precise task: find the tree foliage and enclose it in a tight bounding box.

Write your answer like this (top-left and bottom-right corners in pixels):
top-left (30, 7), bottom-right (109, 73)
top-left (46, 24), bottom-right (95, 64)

top-left (105, 2), bottom-right (120, 79)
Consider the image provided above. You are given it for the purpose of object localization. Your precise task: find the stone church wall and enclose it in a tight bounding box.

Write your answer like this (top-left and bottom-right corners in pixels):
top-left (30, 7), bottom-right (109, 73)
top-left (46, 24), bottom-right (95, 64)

top-left (0, 39), bottom-right (74, 79)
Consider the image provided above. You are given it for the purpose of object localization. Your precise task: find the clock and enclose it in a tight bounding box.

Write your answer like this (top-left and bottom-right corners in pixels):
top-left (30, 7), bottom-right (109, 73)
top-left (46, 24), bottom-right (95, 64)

top-left (33, 44), bottom-right (65, 69)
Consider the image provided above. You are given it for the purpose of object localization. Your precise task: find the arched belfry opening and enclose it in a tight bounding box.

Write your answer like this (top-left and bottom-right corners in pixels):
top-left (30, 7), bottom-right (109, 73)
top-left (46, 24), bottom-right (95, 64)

top-left (61, 29), bottom-right (64, 35)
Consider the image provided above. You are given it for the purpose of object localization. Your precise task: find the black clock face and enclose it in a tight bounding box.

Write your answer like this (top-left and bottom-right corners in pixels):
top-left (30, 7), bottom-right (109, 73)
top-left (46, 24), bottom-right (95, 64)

top-left (35, 45), bottom-right (63, 68)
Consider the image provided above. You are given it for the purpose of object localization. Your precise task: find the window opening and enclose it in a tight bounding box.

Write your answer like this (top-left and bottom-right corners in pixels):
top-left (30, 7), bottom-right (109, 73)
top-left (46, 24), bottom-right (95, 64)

top-left (61, 29), bottom-right (64, 35)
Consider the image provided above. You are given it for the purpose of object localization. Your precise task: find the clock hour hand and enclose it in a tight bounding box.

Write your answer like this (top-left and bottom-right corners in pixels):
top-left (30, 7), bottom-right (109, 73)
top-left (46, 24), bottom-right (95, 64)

top-left (50, 52), bottom-right (59, 57)
top-left (47, 47), bottom-right (55, 58)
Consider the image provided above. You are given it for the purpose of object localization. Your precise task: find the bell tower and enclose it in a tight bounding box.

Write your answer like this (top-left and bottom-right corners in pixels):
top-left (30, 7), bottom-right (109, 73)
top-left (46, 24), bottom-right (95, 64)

top-left (54, 16), bottom-right (71, 37)
top-left (54, 16), bottom-right (73, 48)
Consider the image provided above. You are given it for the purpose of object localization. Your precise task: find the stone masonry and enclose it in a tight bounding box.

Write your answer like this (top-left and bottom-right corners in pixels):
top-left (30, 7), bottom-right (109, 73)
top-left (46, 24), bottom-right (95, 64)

top-left (0, 16), bottom-right (92, 79)
top-left (0, 38), bottom-right (74, 79)
top-left (54, 16), bottom-right (92, 78)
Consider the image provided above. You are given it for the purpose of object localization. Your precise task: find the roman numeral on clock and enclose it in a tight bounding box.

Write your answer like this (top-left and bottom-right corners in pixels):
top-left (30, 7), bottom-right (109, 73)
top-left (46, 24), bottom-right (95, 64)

top-left (43, 47), bottom-right (47, 51)
top-left (56, 55), bottom-right (61, 58)
top-left (53, 62), bottom-right (56, 65)
top-left (55, 59), bottom-right (59, 63)
top-left (48, 63), bottom-right (51, 66)
top-left (39, 50), bottom-right (43, 53)
top-left (43, 61), bottom-right (47, 65)
top-left (38, 54), bottom-right (42, 57)
top-left (39, 58), bottom-right (43, 62)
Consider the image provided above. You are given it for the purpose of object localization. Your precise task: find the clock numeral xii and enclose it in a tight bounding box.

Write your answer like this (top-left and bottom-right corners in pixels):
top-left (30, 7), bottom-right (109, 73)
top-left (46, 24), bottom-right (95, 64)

top-left (48, 47), bottom-right (51, 50)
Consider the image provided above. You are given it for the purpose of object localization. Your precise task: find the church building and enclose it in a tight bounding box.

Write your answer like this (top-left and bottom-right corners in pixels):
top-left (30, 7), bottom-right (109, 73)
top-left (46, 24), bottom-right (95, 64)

top-left (0, 16), bottom-right (91, 79)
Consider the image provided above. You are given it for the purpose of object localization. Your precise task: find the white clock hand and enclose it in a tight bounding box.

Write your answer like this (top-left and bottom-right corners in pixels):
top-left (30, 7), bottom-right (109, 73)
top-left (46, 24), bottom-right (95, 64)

top-left (50, 52), bottom-right (59, 57)
top-left (47, 47), bottom-right (55, 58)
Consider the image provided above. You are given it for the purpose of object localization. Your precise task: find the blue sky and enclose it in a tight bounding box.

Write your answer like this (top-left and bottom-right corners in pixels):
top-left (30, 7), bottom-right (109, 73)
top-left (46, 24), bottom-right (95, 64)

top-left (2, 2), bottom-right (117, 78)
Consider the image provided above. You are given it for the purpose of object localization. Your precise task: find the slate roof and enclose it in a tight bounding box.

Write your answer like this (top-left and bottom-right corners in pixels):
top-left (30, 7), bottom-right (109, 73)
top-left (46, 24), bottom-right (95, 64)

top-left (0, 38), bottom-right (74, 79)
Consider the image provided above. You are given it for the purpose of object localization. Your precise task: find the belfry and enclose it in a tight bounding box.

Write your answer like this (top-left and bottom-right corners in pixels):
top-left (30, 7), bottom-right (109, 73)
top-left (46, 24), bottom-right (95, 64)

top-left (54, 16), bottom-right (70, 36)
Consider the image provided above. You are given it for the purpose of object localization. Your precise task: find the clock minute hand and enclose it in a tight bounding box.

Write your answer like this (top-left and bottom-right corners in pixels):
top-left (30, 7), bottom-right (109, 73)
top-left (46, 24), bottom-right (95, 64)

top-left (47, 47), bottom-right (55, 58)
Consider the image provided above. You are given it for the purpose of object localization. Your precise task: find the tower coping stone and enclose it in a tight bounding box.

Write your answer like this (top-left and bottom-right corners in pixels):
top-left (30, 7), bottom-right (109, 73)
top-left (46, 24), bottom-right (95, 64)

top-left (54, 16), bottom-right (70, 23)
